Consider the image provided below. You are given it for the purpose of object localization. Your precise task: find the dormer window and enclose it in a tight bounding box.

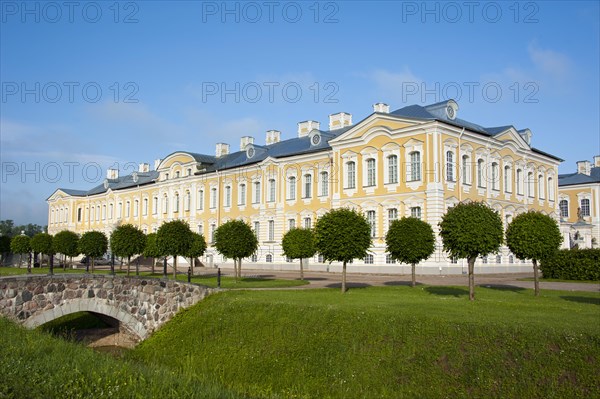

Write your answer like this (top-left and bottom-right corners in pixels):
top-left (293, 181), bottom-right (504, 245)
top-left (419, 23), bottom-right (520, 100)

top-left (246, 146), bottom-right (256, 159)
top-left (132, 172), bottom-right (139, 183)
top-left (175, 171), bottom-right (180, 178)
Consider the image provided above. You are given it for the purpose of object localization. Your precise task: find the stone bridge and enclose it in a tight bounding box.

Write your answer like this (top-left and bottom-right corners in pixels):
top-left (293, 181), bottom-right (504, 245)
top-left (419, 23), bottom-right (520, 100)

top-left (0, 275), bottom-right (215, 340)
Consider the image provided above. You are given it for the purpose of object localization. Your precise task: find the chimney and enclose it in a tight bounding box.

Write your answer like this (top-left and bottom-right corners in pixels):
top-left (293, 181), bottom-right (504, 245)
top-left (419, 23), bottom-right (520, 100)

top-left (594, 155), bottom-right (600, 168)
top-left (240, 136), bottom-right (254, 151)
top-left (138, 163), bottom-right (150, 173)
top-left (266, 130), bottom-right (281, 145)
top-left (577, 160), bottom-right (591, 176)
top-left (107, 168), bottom-right (119, 180)
top-left (373, 103), bottom-right (390, 113)
top-left (297, 120), bottom-right (320, 137)
top-left (329, 112), bottom-right (352, 130)
top-left (216, 143), bottom-right (230, 157)
top-left (154, 159), bottom-right (162, 170)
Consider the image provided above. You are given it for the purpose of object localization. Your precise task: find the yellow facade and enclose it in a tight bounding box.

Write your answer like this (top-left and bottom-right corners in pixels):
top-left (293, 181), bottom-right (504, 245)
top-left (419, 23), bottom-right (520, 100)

top-left (47, 100), bottom-right (562, 274)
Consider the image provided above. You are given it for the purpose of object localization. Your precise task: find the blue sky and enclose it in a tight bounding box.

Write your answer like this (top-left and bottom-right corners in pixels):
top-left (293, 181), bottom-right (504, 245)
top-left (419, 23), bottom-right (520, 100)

top-left (1, 0), bottom-right (599, 226)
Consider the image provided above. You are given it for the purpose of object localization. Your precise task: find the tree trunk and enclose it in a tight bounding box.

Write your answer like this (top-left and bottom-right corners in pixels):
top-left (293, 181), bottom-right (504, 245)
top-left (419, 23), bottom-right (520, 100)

top-left (300, 258), bottom-right (304, 280)
top-left (190, 257), bottom-right (194, 274)
top-left (173, 256), bottom-right (177, 280)
top-left (411, 263), bottom-right (416, 288)
top-left (136, 257), bottom-right (139, 276)
top-left (27, 252), bottom-right (31, 274)
top-left (63, 254), bottom-right (66, 271)
top-left (127, 255), bottom-right (131, 277)
top-left (49, 254), bottom-right (54, 275)
top-left (19, 253), bottom-right (22, 269)
top-left (151, 257), bottom-right (155, 274)
top-left (342, 261), bottom-right (347, 293)
top-left (91, 258), bottom-right (95, 274)
top-left (239, 258), bottom-right (243, 280)
top-left (533, 259), bottom-right (540, 297)
top-left (468, 256), bottom-right (476, 301)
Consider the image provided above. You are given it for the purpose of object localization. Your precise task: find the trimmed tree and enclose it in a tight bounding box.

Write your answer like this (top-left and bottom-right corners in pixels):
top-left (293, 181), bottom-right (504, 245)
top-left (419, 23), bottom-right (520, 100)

top-left (314, 208), bottom-right (371, 293)
top-left (439, 201), bottom-right (503, 301)
top-left (110, 224), bottom-right (146, 276)
top-left (386, 217), bottom-right (435, 287)
top-left (281, 228), bottom-right (316, 280)
top-left (10, 235), bottom-right (30, 270)
top-left (53, 230), bottom-right (79, 270)
top-left (186, 232), bottom-right (207, 273)
top-left (506, 211), bottom-right (562, 296)
top-left (30, 233), bottom-right (54, 274)
top-left (157, 220), bottom-right (193, 280)
top-left (78, 231), bottom-right (108, 273)
top-left (214, 220), bottom-right (258, 281)
top-left (143, 233), bottom-right (162, 274)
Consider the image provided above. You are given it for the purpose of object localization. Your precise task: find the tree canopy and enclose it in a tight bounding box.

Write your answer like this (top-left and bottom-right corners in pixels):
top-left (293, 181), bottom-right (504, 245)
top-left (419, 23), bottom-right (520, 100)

top-left (282, 227), bottom-right (316, 279)
top-left (385, 217), bottom-right (435, 287)
top-left (10, 235), bottom-right (31, 268)
top-left (53, 230), bottom-right (80, 258)
top-left (30, 233), bottom-right (54, 256)
top-left (78, 231), bottom-right (108, 272)
top-left (0, 220), bottom-right (45, 238)
top-left (214, 220), bottom-right (258, 279)
top-left (439, 201), bottom-right (503, 300)
top-left (157, 220), bottom-right (193, 279)
top-left (506, 211), bottom-right (562, 296)
top-left (314, 208), bottom-right (371, 292)
top-left (186, 232), bottom-right (207, 261)
top-left (110, 224), bottom-right (146, 276)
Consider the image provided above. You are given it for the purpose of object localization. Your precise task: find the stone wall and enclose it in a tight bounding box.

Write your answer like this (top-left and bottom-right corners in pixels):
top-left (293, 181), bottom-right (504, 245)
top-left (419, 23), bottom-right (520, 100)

top-left (0, 275), bottom-right (215, 340)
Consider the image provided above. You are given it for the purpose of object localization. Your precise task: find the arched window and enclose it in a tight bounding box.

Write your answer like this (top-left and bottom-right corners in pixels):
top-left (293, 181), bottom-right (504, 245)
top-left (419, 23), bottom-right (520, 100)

top-left (411, 206), bottom-right (421, 219)
top-left (102, 205), bottom-right (106, 220)
top-left (268, 179), bottom-right (276, 202)
top-left (409, 152), bottom-right (421, 181)
top-left (446, 151), bottom-right (454, 182)
top-left (239, 184), bottom-right (246, 205)
top-left (266, 254), bottom-right (273, 263)
top-left (253, 221), bottom-right (260, 239)
top-left (162, 195), bottom-right (168, 214)
top-left (491, 162), bottom-right (499, 190)
top-left (477, 159), bottom-right (485, 187)
top-left (527, 172), bottom-right (534, 197)
top-left (387, 155), bottom-right (398, 184)
top-left (133, 200), bottom-right (139, 217)
top-left (367, 210), bottom-right (376, 237)
top-left (109, 203), bottom-right (113, 219)
top-left (461, 155), bottom-right (470, 185)
top-left (516, 169), bottom-right (523, 195)
top-left (504, 165), bottom-right (511, 193)
top-left (320, 172), bottom-right (329, 196)
top-left (287, 177), bottom-right (296, 200)
top-left (304, 217), bottom-right (311, 229)
top-left (125, 201), bottom-right (130, 218)
top-left (268, 220), bottom-right (275, 241)
top-left (547, 177), bottom-right (554, 201)
top-left (346, 161), bottom-right (356, 189)
top-left (96, 205), bottom-right (100, 221)
top-left (538, 174), bottom-right (545, 199)
top-left (581, 199), bottom-right (590, 217)
top-left (224, 186), bottom-right (231, 207)
top-left (184, 191), bottom-right (191, 211)
top-left (366, 158), bottom-right (376, 186)
top-left (303, 174), bottom-right (312, 198)
top-left (559, 200), bottom-right (568, 218)
top-left (143, 198), bottom-right (148, 216)
top-left (197, 189), bottom-right (204, 210)
top-left (173, 194), bottom-right (179, 212)
top-left (253, 181), bottom-right (261, 204)
top-left (77, 207), bottom-right (82, 222)
top-left (210, 188), bottom-right (217, 208)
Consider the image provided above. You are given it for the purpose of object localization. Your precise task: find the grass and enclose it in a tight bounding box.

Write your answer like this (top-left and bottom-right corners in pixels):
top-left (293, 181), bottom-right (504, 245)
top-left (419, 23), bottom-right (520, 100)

top-left (0, 266), bottom-right (308, 289)
top-left (1, 284), bottom-right (598, 398)
top-left (518, 277), bottom-right (600, 284)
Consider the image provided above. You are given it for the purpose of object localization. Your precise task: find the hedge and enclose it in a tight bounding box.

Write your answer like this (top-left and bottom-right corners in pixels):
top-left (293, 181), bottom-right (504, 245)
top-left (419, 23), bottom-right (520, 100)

top-left (540, 249), bottom-right (600, 281)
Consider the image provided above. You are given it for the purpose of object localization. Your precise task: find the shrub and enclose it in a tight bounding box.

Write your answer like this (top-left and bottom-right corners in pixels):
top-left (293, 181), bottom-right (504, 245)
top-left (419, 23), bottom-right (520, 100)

top-left (540, 249), bottom-right (600, 281)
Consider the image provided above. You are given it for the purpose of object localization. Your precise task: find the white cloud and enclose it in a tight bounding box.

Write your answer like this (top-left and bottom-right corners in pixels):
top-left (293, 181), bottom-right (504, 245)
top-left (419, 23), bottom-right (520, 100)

top-left (528, 42), bottom-right (572, 81)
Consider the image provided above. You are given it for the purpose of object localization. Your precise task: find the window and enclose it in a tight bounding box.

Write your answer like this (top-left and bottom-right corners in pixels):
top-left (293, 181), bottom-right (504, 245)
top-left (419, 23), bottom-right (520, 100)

top-left (366, 158), bottom-right (376, 186)
top-left (109, 203), bottom-right (113, 219)
top-left (304, 217), bottom-right (311, 229)
top-left (175, 171), bottom-right (180, 178)
top-left (143, 198), bottom-right (148, 216)
top-left (118, 202), bottom-right (123, 218)
top-left (388, 208), bottom-right (398, 224)
top-left (173, 193), bottom-right (179, 213)
top-left (516, 169), bottom-right (523, 195)
top-left (288, 218), bottom-right (295, 230)
top-left (102, 205), bottom-right (106, 220)
top-left (411, 206), bottom-right (422, 219)
top-left (509, 255), bottom-right (514, 264)
top-left (125, 201), bottom-right (130, 218)
top-left (450, 257), bottom-right (458, 264)
top-left (77, 208), bottom-right (82, 222)
top-left (559, 200), bottom-right (569, 218)
top-left (268, 220), bottom-right (275, 241)
top-left (387, 155), bottom-right (398, 184)
top-left (133, 200), bottom-right (139, 217)
top-left (165, 173), bottom-right (169, 180)
top-left (268, 179), bottom-right (276, 202)
top-left (210, 188), bottom-right (217, 208)
top-left (547, 177), bottom-right (554, 201)
top-left (491, 162), bottom-right (499, 190)
top-left (162, 196), bottom-right (168, 214)
top-left (318, 254), bottom-right (324, 263)
top-left (320, 172), bottom-right (329, 196)
top-left (538, 174), bottom-right (545, 199)
top-left (96, 205), bottom-right (100, 221)
top-left (409, 152), bottom-right (421, 181)
top-left (210, 224), bottom-right (216, 243)
top-left (446, 151), bottom-right (454, 182)
top-left (197, 224), bottom-right (203, 233)
top-left (346, 161), bottom-right (356, 189)
top-left (251, 254), bottom-right (257, 262)
top-left (477, 159), bottom-right (485, 187)
top-left (224, 186), bottom-right (231, 207)
top-left (266, 254), bottom-right (273, 263)
top-left (385, 254), bottom-right (396, 264)
top-left (364, 254), bottom-right (374, 264)
top-left (496, 255), bottom-right (502, 264)
top-left (287, 177), bottom-right (296, 200)
top-left (197, 190), bottom-right (204, 210)
top-left (527, 172), bottom-right (534, 198)
top-left (303, 174), bottom-right (312, 198)
top-left (239, 184), bottom-right (246, 205)
top-left (504, 166), bottom-right (511, 193)
top-left (184, 191), bottom-right (190, 211)
top-left (481, 256), bottom-right (488, 264)
top-left (253, 181), bottom-right (261, 204)
top-left (366, 210), bottom-right (376, 237)
top-left (462, 155), bottom-right (470, 185)
top-left (253, 221), bottom-right (260, 240)
top-left (581, 199), bottom-right (590, 217)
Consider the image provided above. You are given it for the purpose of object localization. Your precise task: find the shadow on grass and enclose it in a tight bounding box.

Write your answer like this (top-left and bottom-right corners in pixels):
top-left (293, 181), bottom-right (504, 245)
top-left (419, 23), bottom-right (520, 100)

top-left (479, 284), bottom-right (527, 293)
top-left (425, 286), bottom-right (468, 297)
top-left (305, 277), bottom-right (328, 281)
top-left (383, 281), bottom-right (424, 287)
top-left (325, 282), bottom-right (372, 289)
top-left (560, 296), bottom-right (600, 306)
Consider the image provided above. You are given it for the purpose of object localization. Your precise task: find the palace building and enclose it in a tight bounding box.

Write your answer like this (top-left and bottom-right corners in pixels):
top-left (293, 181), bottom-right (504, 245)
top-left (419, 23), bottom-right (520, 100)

top-left (47, 100), bottom-right (563, 274)
top-left (558, 156), bottom-right (600, 249)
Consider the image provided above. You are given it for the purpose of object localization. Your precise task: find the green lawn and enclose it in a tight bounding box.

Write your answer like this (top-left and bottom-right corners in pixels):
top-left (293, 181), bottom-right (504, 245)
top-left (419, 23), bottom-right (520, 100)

top-left (0, 266), bottom-right (308, 289)
top-left (1, 284), bottom-right (598, 398)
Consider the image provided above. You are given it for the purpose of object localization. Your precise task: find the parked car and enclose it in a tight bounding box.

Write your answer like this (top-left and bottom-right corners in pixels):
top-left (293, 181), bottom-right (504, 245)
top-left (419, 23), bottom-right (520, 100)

top-left (79, 256), bottom-right (111, 265)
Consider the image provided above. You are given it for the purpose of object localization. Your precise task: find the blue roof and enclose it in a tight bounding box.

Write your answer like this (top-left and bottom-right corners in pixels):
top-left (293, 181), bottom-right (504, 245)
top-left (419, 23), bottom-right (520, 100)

top-left (559, 166), bottom-right (600, 187)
